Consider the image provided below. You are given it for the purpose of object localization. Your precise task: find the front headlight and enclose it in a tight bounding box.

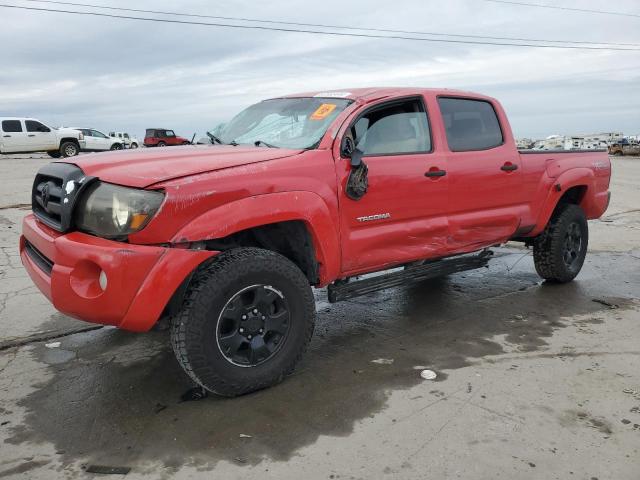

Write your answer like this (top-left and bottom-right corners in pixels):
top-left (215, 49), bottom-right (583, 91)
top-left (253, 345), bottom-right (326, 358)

top-left (74, 182), bottom-right (164, 239)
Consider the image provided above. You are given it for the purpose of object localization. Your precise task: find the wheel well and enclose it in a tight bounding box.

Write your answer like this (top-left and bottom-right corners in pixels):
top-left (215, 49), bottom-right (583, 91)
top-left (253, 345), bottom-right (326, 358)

top-left (203, 220), bottom-right (319, 285)
top-left (159, 221), bottom-right (319, 323)
top-left (59, 137), bottom-right (79, 145)
top-left (558, 185), bottom-right (587, 207)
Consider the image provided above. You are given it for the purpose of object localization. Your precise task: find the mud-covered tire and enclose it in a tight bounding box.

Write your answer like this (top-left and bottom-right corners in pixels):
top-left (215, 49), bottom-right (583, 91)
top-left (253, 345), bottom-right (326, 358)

top-left (59, 141), bottom-right (79, 157)
top-left (533, 204), bottom-right (588, 283)
top-left (171, 247), bottom-right (315, 397)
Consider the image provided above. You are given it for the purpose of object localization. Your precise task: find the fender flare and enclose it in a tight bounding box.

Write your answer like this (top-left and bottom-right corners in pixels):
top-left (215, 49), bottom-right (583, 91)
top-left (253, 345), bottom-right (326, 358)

top-left (171, 191), bottom-right (341, 284)
top-left (531, 168), bottom-right (594, 236)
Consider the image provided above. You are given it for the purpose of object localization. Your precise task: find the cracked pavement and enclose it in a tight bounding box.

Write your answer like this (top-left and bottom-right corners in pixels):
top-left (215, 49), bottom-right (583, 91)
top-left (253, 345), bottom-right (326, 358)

top-left (0, 154), bottom-right (639, 479)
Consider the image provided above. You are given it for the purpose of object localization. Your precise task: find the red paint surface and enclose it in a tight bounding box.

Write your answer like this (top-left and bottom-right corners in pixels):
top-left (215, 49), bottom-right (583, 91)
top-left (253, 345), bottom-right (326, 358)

top-left (22, 88), bottom-right (611, 331)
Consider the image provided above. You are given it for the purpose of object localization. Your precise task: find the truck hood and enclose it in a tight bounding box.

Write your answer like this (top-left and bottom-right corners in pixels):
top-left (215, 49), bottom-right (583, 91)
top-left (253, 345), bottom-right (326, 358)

top-left (60, 145), bottom-right (304, 188)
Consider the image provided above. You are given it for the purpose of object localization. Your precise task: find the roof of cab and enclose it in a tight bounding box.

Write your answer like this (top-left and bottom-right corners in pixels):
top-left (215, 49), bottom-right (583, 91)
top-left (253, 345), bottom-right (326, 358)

top-left (279, 87), bottom-right (495, 103)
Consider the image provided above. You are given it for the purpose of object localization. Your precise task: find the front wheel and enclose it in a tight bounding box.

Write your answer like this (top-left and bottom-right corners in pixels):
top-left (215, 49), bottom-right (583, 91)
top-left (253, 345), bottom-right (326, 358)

top-left (59, 141), bottom-right (79, 157)
top-left (171, 248), bottom-right (315, 397)
top-left (110, 143), bottom-right (123, 150)
top-left (533, 204), bottom-right (588, 282)
top-left (130, 142), bottom-right (138, 149)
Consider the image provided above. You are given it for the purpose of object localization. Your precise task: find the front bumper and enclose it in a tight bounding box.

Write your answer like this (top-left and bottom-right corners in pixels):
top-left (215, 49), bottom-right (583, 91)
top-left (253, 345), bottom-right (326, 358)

top-left (20, 214), bottom-right (216, 332)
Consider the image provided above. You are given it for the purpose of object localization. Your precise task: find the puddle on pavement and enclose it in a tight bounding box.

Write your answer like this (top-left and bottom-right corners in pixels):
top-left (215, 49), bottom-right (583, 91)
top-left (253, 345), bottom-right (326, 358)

top-left (4, 251), bottom-right (639, 472)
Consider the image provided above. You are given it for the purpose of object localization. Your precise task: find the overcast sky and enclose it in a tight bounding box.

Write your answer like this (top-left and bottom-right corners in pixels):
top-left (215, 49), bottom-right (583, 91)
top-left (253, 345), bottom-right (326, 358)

top-left (1, 0), bottom-right (639, 140)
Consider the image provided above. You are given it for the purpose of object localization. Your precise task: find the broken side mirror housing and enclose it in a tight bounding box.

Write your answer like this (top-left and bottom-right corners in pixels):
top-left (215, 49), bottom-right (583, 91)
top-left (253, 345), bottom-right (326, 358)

top-left (340, 135), bottom-right (355, 158)
top-left (340, 135), bottom-right (364, 168)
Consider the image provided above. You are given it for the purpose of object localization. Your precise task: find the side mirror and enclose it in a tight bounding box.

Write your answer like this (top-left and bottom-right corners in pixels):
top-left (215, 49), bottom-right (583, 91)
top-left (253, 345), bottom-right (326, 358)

top-left (340, 135), bottom-right (355, 158)
top-left (340, 136), bottom-right (364, 168)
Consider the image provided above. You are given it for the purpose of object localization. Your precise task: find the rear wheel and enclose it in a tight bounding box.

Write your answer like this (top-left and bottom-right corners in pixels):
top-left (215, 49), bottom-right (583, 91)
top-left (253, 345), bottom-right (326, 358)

top-left (533, 204), bottom-right (588, 282)
top-left (59, 141), bottom-right (79, 157)
top-left (171, 248), bottom-right (315, 397)
top-left (130, 142), bottom-right (138, 149)
top-left (110, 143), bottom-right (123, 150)
top-left (157, 141), bottom-right (166, 147)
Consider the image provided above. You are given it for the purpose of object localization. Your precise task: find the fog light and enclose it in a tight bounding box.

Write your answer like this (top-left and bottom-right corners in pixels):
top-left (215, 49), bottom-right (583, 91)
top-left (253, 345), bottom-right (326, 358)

top-left (99, 270), bottom-right (108, 291)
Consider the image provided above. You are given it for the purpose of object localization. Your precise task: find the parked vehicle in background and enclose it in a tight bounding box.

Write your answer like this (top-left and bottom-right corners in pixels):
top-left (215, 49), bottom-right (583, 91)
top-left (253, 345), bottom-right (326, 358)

top-left (609, 142), bottom-right (640, 156)
top-left (0, 117), bottom-right (84, 157)
top-left (20, 88), bottom-right (611, 397)
top-left (71, 128), bottom-right (123, 152)
top-left (144, 128), bottom-right (191, 147)
top-left (109, 131), bottom-right (139, 149)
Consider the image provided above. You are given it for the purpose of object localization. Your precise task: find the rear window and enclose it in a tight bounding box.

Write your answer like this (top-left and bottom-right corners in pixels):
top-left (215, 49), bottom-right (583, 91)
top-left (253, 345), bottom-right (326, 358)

top-left (438, 98), bottom-right (503, 151)
top-left (145, 129), bottom-right (155, 138)
top-left (2, 120), bottom-right (22, 132)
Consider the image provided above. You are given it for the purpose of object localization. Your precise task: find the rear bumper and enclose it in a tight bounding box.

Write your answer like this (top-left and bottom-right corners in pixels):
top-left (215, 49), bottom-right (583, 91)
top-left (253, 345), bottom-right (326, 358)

top-left (583, 190), bottom-right (611, 219)
top-left (20, 214), bottom-right (216, 332)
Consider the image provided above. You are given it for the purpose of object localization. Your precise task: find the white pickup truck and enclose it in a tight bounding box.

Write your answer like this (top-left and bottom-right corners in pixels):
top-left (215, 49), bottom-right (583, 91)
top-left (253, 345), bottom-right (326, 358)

top-left (0, 117), bottom-right (85, 157)
top-left (109, 131), bottom-right (140, 149)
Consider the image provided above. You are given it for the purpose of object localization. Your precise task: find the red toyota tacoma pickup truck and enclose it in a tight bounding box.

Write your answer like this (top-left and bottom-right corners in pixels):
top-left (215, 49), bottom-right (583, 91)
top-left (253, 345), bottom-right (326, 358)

top-left (20, 88), bottom-right (611, 396)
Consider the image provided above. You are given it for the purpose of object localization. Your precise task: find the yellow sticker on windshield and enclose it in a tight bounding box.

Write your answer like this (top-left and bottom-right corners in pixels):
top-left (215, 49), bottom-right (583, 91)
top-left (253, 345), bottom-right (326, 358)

top-left (310, 103), bottom-right (337, 120)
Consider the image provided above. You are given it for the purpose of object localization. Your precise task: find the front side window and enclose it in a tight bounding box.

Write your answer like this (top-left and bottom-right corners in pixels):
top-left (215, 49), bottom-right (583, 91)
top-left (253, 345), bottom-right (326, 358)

top-left (25, 120), bottom-right (50, 132)
top-left (350, 99), bottom-right (431, 156)
top-left (217, 97), bottom-right (353, 149)
top-left (81, 129), bottom-right (93, 136)
top-left (2, 120), bottom-right (22, 132)
top-left (92, 130), bottom-right (108, 139)
top-left (438, 97), bottom-right (503, 151)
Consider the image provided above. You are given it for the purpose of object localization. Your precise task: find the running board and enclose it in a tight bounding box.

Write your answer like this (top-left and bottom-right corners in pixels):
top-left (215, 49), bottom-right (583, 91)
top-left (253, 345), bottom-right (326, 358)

top-left (327, 250), bottom-right (493, 303)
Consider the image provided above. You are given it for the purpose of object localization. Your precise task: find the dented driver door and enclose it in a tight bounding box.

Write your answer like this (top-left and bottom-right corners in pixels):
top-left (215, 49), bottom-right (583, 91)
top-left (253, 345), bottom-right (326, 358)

top-left (336, 96), bottom-right (450, 275)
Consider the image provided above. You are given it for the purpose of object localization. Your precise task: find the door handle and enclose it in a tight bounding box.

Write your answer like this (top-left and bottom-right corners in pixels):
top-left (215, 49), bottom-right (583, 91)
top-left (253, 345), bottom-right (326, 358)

top-left (501, 163), bottom-right (518, 171)
top-left (2, 135), bottom-right (10, 138)
top-left (425, 168), bottom-right (447, 178)
top-left (28, 134), bottom-right (36, 137)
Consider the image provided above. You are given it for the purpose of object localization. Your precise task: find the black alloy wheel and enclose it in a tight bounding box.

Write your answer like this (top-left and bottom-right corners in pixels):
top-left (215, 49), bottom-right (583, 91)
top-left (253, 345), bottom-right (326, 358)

top-left (216, 284), bottom-right (291, 367)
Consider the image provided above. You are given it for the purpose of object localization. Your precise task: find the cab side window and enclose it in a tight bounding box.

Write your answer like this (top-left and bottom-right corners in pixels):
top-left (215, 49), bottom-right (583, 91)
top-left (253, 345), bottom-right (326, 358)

top-left (2, 120), bottom-right (22, 132)
top-left (438, 97), bottom-right (503, 151)
top-left (92, 130), bottom-right (107, 139)
top-left (25, 120), bottom-right (50, 132)
top-left (351, 99), bottom-right (431, 156)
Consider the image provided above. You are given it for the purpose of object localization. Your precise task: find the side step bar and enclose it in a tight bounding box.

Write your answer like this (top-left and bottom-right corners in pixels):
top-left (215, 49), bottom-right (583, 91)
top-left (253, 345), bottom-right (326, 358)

top-left (327, 250), bottom-right (493, 303)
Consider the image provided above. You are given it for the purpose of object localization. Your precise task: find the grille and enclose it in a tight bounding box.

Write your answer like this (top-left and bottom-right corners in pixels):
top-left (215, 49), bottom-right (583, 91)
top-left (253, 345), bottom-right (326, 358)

top-left (33, 176), bottom-right (64, 228)
top-left (31, 163), bottom-right (89, 232)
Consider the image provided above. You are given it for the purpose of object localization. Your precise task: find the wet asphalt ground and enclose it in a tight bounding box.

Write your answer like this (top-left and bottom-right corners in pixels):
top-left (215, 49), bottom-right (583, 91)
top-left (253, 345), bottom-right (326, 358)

top-left (0, 154), bottom-right (639, 479)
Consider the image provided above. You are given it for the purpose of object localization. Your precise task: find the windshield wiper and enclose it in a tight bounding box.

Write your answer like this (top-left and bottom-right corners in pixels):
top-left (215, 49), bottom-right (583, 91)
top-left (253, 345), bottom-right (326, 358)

top-left (206, 132), bottom-right (224, 145)
top-left (254, 140), bottom-right (277, 148)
